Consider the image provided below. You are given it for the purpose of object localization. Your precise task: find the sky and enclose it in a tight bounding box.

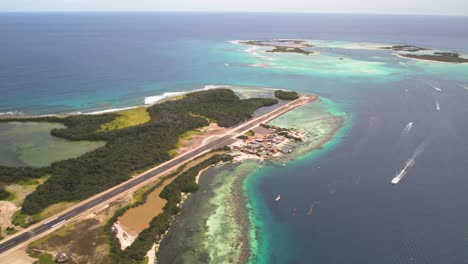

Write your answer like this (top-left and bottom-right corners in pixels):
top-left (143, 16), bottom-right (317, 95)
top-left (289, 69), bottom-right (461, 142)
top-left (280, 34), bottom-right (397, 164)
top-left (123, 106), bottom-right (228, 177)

top-left (1, 0), bottom-right (467, 16)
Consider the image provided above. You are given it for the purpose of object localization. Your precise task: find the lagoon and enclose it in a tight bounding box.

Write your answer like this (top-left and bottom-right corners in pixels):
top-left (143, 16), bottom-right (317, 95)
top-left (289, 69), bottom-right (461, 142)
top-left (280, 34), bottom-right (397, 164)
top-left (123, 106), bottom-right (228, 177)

top-left (0, 122), bottom-right (105, 167)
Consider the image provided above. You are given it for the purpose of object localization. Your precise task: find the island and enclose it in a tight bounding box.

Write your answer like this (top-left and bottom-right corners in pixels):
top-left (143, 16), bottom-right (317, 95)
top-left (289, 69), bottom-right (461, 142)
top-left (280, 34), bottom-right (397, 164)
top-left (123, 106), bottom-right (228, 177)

top-left (274, 90), bottom-right (300, 100)
top-left (0, 88), bottom-right (318, 264)
top-left (398, 52), bottom-right (468, 63)
top-left (382, 45), bottom-right (430, 52)
top-left (240, 40), bottom-right (314, 55)
top-left (382, 44), bottom-right (468, 63)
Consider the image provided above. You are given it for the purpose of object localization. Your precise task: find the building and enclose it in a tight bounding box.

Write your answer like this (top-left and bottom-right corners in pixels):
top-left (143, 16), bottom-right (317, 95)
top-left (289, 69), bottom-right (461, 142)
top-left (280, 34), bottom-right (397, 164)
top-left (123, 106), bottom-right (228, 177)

top-left (55, 251), bottom-right (72, 263)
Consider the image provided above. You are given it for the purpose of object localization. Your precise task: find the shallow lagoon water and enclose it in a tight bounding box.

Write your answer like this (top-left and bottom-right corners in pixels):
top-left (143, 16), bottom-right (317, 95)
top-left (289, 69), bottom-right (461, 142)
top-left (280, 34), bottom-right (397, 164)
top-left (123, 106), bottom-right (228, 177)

top-left (158, 96), bottom-right (347, 264)
top-left (2, 13), bottom-right (468, 264)
top-left (0, 122), bottom-right (105, 167)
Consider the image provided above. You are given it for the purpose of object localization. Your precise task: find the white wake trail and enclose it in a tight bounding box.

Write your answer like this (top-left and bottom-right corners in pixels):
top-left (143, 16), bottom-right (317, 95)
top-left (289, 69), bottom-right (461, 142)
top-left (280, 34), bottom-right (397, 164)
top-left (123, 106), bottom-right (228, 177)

top-left (430, 84), bottom-right (442, 92)
top-left (402, 122), bottom-right (414, 134)
top-left (391, 142), bottom-right (427, 185)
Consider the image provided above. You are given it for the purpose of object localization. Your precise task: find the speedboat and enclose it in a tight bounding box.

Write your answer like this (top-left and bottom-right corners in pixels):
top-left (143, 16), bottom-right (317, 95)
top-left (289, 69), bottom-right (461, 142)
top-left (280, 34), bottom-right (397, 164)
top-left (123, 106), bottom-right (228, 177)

top-left (275, 195), bottom-right (281, 201)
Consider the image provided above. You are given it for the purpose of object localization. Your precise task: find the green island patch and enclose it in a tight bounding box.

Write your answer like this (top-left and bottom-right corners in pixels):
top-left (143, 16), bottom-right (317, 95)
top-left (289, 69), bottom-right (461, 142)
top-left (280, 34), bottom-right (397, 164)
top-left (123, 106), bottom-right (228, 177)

top-left (99, 107), bottom-right (151, 131)
top-left (274, 90), bottom-right (299, 100)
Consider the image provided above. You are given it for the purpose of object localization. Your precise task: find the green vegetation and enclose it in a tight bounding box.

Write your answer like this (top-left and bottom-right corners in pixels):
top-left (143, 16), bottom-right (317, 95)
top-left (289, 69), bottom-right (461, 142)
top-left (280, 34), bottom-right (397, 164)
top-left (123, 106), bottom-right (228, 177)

top-left (274, 90), bottom-right (299, 100)
top-left (106, 154), bottom-right (233, 264)
top-left (0, 188), bottom-right (11, 200)
top-left (34, 253), bottom-right (55, 264)
top-left (12, 210), bottom-right (41, 228)
top-left (0, 166), bottom-right (47, 184)
top-left (245, 130), bottom-right (255, 136)
top-left (27, 248), bottom-right (56, 264)
top-left (0, 89), bottom-right (277, 217)
top-left (266, 46), bottom-right (313, 55)
top-left (5, 226), bottom-right (18, 235)
top-left (99, 107), bottom-right (151, 131)
top-left (237, 135), bottom-right (248, 140)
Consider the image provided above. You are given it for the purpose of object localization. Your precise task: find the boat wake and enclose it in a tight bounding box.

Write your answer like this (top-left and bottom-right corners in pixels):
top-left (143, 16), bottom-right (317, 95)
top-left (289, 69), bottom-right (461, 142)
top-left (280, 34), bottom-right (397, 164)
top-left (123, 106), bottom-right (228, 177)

top-left (391, 143), bottom-right (426, 185)
top-left (402, 122), bottom-right (414, 134)
top-left (458, 83), bottom-right (468, 90)
top-left (430, 84), bottom-right (442, 92)
top-left (435, 100), bottom-right (440, 111)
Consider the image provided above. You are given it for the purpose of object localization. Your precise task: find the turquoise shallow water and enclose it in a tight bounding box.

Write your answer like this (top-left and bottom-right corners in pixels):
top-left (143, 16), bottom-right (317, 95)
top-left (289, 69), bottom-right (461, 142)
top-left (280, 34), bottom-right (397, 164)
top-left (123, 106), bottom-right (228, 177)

top-left (2, 13), bottom-right (468, 264)
top-left (244, 97), bottom-right (351, 264)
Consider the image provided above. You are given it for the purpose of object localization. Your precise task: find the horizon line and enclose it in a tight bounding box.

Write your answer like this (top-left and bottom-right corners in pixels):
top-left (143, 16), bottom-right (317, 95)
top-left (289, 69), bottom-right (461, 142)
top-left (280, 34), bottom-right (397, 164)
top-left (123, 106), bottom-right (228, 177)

top-left (0, 10), bottom-right (466, 17)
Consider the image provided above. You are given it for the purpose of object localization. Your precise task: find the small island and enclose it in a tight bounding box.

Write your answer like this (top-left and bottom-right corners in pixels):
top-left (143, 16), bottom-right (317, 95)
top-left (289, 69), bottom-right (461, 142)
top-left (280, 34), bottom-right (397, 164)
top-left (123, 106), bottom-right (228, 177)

top-left (266, 46), bottom-right (313, 55)
top-left (274, 90), bottom-right (299, 100)
top-left (382, 44), bottom-right (468, 64)
top-left (382, 45), bottom-right (430, 52)
top-left (398, 52), bottom-right (468, 64)
top-left (240, 40), bottom-right (314, 55)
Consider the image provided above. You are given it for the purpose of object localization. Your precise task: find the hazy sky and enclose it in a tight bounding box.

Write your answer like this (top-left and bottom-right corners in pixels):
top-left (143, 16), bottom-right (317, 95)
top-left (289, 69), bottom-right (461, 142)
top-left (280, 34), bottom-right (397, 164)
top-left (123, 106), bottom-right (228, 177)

top-left (1, 0), bottom-right (467, 16)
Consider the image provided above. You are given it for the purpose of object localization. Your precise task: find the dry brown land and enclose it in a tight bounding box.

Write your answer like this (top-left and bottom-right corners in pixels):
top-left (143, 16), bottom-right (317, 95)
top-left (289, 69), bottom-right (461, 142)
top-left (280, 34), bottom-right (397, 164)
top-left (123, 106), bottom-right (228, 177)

top-left (0, 202), bottom-right (18, 237)
top-left (12, 196), bottom-right (133, 264)
top-left (118, 150), bottom-right (224, 237)
top-left (173, 123), bottom-right (228, 156)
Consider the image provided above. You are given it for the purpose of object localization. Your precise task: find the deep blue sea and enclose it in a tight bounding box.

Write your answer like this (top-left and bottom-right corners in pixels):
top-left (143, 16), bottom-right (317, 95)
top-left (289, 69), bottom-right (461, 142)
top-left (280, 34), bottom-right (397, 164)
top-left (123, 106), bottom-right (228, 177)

top-left (1, 13), bottom-right (467, 114)
top-left (1, 13), bottom-right (468, 264)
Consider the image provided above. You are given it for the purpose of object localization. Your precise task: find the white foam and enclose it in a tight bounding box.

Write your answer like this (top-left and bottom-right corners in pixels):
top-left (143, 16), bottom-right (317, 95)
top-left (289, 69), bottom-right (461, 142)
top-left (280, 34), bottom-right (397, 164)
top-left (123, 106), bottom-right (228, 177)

top-left (458, 83), bottom-right (468, 90)
top-left (243, 46), bottom-right (274, 61)
top-left (201, 85), bottom-right (230, 90)
top-left (144, 86), bottom-right (234, 106)
top-left (228, 40), bottom-right (242, 45)
top-left (250, 63), bottom-right (271, 68)
top-left (144, 92), bottom-right (186, 105)
top-left (0, 111), bottom-right (24, 116)
top-left (245, 46), bottom-right (258, 53)
top-left (86, 106), bottom-right (139, 115)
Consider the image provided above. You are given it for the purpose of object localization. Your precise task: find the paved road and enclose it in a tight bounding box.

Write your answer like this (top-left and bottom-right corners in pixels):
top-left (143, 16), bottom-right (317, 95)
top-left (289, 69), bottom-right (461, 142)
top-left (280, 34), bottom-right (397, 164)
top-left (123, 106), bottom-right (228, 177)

top-left (0, 96), bottom-right (312, 255)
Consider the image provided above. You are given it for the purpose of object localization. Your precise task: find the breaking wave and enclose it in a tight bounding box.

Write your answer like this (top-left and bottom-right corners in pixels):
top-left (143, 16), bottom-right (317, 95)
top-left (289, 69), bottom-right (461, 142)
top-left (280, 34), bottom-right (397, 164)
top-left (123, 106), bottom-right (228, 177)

top-left (0, 111), bottom-right (24, 116)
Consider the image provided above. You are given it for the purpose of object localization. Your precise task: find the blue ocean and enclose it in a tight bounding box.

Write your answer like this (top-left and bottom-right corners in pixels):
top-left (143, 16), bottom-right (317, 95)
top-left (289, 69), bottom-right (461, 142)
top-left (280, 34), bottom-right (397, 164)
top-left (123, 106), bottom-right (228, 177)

top-left (1, 12), bottom-right (468, 264)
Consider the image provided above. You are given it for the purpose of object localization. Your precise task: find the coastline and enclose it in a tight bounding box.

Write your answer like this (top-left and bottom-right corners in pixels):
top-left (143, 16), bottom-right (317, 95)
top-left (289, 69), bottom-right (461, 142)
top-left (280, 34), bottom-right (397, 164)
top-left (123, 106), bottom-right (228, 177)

top-left (242, 99), bottom-right (347, 264)
top-left (0, 85), bottom-right (273, 119)
top-left (156, 96), bottom-right (347, 264)
top-left (394, 52), bottom-right (468, 65)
